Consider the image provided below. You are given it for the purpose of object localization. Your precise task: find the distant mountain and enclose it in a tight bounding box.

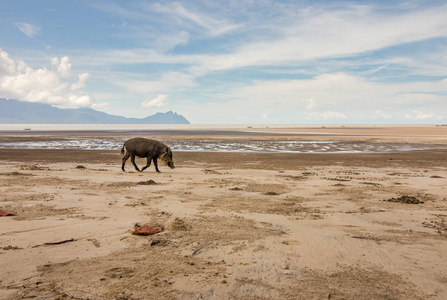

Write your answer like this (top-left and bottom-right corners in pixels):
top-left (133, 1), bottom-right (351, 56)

top-left (0, 98), bottom-right (190, 124)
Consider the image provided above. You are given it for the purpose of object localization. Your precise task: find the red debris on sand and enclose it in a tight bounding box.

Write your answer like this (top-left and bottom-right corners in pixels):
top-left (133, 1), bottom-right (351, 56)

top-left (131, 226), bottom-right (162, 236)
top-left (0, 210), bottom-right (16, 217)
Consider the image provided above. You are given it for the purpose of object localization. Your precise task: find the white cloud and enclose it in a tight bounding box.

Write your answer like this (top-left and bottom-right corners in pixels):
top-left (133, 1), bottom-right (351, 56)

top-left (0, 47), bottom-right (100, 108)
top-left (1, 65), bottom-right (66, 103)
top-left (374, 110), bottom-right (392, 119)
top-left (394, 93), bottom-right (443, 105)
top-left (58, 57), bottom-right (72, 78)
top-left (260, 114), bottom-right (269, 121)
top-left (52, 56), bottom-right (72, 78)
top-left (305, 98), bottom-right (316, 111)
top-left (71, 72), bottom-right (90, 90)
top-left (68, 94), bottom-right (93, 106)
top-left (141, 94), bottom-right (168, 108)
top-left (14, 22), bottom-right (40, 37)
top-left (307, 111), bottom-right (347, 121)
top-left (0, 48), bottom-right (16, 76)
top-left (405, 110), bottom-right (442, 120)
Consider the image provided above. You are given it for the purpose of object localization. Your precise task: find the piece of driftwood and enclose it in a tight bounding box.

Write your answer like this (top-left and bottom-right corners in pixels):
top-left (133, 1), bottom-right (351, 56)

top-left (32, 238), bottom-right (76, 248)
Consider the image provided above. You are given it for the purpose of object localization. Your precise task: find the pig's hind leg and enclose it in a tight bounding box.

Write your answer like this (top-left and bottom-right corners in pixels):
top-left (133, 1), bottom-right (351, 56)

top-left (121, 153), bottom-right (130, 171)
top-left (130, 154), bottom-right (141, 172)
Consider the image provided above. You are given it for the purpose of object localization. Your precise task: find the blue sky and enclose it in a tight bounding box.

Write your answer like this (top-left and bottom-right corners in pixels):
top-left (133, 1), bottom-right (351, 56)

top-left (1, 0), bottom-right (447, 124)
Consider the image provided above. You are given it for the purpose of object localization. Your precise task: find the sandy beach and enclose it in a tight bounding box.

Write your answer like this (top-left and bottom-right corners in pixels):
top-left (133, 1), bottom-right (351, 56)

top-left (1, 126), bottom-right (447, 299)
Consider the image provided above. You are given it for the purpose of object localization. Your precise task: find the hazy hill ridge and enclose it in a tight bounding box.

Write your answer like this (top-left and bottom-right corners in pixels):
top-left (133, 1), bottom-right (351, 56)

top-left (0, 98), bottom-right (190, 124)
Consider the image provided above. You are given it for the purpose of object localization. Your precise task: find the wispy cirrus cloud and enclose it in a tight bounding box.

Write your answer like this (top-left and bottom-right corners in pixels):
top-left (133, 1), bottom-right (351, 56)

top-left (148, 2), bottom-right (242, 37)
top-left (189, 3), bottom-right (447, 72)
top-left (78, 1), bottom-right (447, 78)
top-left (14, 22), bottom-right (40, 37)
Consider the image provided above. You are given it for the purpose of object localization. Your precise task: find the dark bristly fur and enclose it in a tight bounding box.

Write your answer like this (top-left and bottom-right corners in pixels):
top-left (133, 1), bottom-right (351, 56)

top-left (121, 137), bottom-right (175, 173)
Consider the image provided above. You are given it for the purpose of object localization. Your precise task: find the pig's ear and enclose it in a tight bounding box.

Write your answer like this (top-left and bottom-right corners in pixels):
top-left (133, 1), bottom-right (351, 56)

top-left (160, 147), bottom-right (171, 159)
top-left (160, 150), bottom-right (169, 159)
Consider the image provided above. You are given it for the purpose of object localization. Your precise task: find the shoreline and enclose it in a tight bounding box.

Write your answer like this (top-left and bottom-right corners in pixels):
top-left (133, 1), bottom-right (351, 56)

top-left (1, 123), bottom-right (444, 129)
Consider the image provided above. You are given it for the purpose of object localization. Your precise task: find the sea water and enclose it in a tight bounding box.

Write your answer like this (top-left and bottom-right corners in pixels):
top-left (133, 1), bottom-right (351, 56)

top-left (0, 137), bottom-right (444, 153)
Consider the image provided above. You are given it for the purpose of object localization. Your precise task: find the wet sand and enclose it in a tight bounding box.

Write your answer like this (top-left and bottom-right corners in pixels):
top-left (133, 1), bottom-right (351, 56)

top-left (1, 124), bottom-right (447, 138)
top-left (1, 128), bottom-right (447, 299)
